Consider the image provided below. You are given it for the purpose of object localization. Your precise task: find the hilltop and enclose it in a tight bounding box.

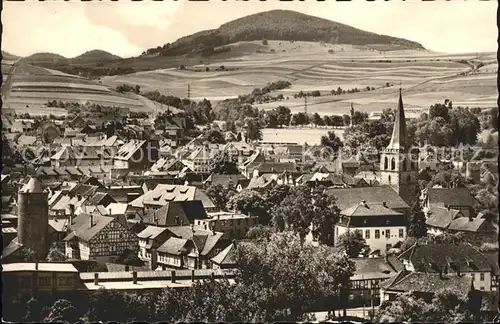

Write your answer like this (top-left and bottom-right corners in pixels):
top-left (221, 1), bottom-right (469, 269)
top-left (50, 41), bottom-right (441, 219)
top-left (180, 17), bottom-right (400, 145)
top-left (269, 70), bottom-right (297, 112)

top-left (144, 9), bottom-right (425, 56)
top-left (2, 51), bottom-right (20, 61)
top-left (22, 50), bottom-right (121, 67)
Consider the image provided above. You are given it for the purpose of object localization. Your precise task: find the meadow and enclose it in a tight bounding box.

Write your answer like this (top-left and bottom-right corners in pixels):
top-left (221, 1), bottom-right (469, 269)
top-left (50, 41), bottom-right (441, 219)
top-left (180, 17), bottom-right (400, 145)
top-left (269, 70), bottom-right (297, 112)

top-left (262, 127), bottom-right (345, 145)
top-left (101, 41), bottom-right (497, 115)
top-left (3, 41), bottom-right (496, 118)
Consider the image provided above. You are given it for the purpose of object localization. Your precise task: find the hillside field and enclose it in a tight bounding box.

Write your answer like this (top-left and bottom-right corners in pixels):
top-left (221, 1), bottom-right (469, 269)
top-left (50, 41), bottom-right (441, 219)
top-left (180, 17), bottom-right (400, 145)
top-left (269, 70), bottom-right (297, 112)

top-left (1, 63), bottom-right (165, 116)
top-left (101, 41), bottom-right (497, 116)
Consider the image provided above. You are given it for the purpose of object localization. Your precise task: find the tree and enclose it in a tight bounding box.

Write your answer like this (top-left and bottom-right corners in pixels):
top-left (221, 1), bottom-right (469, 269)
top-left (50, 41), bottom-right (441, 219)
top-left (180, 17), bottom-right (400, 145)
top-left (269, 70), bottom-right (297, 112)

top-left (246, 225), bottom-right (275, 240)
top-left (336, 230), bottom-right (370, 257)
top-left (320, 131), bottom-right (344, 154)
top-left (407, 198), bottom-right (427, 238)
top-left (227, 190), bottom-right (269, 224)
top-left (429, 103), bottom-right (450, 121)
top-left (210, 151), bottom-right (239, 174)
top-left (244, 117), bottom-right (263, 142)
top-left (234, 231), bottom-right (355, 321)
top-left (312, 113), bottom-right (323, 127)
top-left (351, 111), bottom-right (368, 125)
top-left (205, 128), bottom-right (226, 144)
top-left (46, 246), bottom-right (66, 262)
top-left (265, 110), bottom-right (279, 128)
top-left (206, 183), bottom-right (236, 211)
top-left (414, 117), bottom-right (454, 146)
top-left (272, 186), bottom-right (339, 245)
top-left (262, 39), bottom-right (268, 46)
top-left (123, 251), bottom-right (144, 266)
top-left (276, 106), bottom-right (291, 127)
top-left (375, 289), bottom-right (473, 322)
top-left (44, 299), bottom-right (79, 323)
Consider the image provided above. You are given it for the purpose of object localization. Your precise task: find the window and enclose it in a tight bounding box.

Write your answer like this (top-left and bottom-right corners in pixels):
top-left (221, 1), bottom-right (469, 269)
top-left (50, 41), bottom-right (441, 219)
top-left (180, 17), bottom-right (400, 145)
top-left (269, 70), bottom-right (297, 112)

top-left (402, 159), bottom-right (407, 171)
top-left (399, 229), bottom-right (404, 238)
top-left (407, 175), bottom-right (411, 182)
top-left (384, 157), bottom-right (388, 170)
top-left (365, 230), bottom-right (370, 239)
top-left (386, 229), bottom-right (391, 238)
top-left (375, 230), bottom-right (380, 239)
top-left (480, 273), bottom-right (485, 281)
top-left (391, 158), bottom-right (396, 170)
top-left (480, 287), bottom-right (485, 290)
top-left (388, 175), bottom-right (391, 182)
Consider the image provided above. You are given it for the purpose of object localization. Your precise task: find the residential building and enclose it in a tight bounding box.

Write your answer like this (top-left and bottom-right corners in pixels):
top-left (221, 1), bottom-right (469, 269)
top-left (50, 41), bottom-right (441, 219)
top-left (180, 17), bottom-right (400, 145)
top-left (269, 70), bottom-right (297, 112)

top-left (421, 187), bottom-right (479, 218)
top-left (181, 146), bottom-right (215, 174)
top-left (379, 271), bottom-right (474, 302)
top-left (64, 213), bottom-right (138, 266)
top-left (334, 201), bottom-right (407, 256)
top-left (211, 242), bottom-right (237, 269)
top-left (114, 139), bottom-right (159, 171)
top-left (426, 206), bottom-right (496, 237)
top-left (398, 242), bottom-right (496, 291)
top-left (195, 211), bottom-right (259, 240)
top-left (128, 184), bottom-right (217, 213)
top-left (137, 226), bottom-right (170, 264)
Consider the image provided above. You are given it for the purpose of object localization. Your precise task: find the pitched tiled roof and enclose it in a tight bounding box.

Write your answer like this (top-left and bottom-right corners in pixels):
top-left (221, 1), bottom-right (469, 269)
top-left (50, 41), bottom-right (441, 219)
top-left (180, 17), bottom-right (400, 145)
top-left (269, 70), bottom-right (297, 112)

top-left (326, 186), bottom-right (410, 210)
top-left (211, 243), bottom-right (236, 265)
top-left (137, 226), bottom-right (168, 239)
top-left (249, 162), bottom-right (297, 174)
top-left (247, 175), bottom-right (275, 190)
top-left (426, 188), bottom-right (478, 207)
top-left (140, 201), bottom-right (191, 226)
top-left (448, 217), bottom-right (491, 232)
top-left (398, 243), bottom-right (494, 272)
top-left (380, 271), bottom-right (472, 296)
top-left (341, 202), bottom-right (403, 217)
top-left (425, 207), bottom-right (463, 229)
top-left (114, 140), bottom-right (147, 161)
top-left (351, 257), bottom-right (402, 280)
top-left (157, 237), bottom-right (190, 255)
top-left (129, 184), bottom-right (215, 209)
top-left (204, 173), bottom-right (247, 186)
top-left (166, 226), bottom-right (224, 256)
top-left (65, 213), bottom-right (115, 242)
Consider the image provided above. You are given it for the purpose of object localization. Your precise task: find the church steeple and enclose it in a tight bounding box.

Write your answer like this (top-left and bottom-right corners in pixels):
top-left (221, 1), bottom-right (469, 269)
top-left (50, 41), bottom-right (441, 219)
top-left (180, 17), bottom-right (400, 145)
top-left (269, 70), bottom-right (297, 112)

top-left (386, 88), bottom-right (408, 151)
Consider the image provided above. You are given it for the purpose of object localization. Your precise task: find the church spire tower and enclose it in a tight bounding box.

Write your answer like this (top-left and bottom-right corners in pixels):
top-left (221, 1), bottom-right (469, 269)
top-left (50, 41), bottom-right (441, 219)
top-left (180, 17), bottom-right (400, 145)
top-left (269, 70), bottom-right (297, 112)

top-left (379, 89), bottom-right (418, 205)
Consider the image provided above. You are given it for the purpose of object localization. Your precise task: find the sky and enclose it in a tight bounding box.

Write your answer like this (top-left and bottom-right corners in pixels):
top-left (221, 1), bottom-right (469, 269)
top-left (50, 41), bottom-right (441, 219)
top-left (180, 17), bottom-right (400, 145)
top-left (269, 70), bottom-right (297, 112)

top-left (2, 0), bottom-right (497, 58)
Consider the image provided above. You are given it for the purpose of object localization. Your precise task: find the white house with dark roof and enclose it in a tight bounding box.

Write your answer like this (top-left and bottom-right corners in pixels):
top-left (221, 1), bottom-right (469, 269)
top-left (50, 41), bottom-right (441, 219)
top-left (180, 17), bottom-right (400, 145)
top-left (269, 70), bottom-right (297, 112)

top-left (333, 201), bottom-right (407, 256)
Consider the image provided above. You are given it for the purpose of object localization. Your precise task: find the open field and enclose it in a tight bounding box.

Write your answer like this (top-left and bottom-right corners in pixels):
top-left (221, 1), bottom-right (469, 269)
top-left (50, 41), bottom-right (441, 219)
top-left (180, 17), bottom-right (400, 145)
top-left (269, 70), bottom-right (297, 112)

top-left (262, 127), bottom-right (345, 145)
top-left (2, 63), bottom-right (165, 116)
top-left (100, 41), bottom-right (496, 115)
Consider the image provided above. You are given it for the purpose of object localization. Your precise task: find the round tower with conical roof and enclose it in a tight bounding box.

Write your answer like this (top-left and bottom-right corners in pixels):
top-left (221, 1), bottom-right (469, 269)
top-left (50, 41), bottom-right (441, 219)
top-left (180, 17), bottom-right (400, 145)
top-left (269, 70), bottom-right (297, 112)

top-left (17, 176), bottom-right (49, 258)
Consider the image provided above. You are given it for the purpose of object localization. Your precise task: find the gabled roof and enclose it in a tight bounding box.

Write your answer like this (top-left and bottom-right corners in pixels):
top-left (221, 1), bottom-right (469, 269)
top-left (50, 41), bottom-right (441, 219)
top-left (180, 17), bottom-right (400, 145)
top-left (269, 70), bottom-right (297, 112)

top-left (114, 140), bottom-right (147, 161)
top-left (211, 243), bottom-right (236, 266)
top-left (139, 201), bottom-right (192, 226)
top-left (448, 217), bottom-right (493, 233)
top-left (129, 184), bottom-right (215, 209)
top-left (351, 257), bottom-right (402, 281)
top-left (341, 202), bottom-right (403, 217)
top-left (249, 162), bottom-right (297, 174)
top-left (157, 237), bottom-right (190, 255)
top-left (380, 271), bottom-right (472, 296)
top-left (137, 225), bottom-right (168, 240)
top-left (326, 186), bottom-right (410, 210)
top-left (165, 226), bottom-right (224, 256)
top-left (87, 192), bottom-right (115, 207)
top-left (425, 206), bottom-right (463, 229)
top-left (398, 242), bottom-right (494, 272)
top-left (203, 173), bottom-right (247, 186)
top-left (425, 188), bottom-right (478, 207)
top-left (247, 175), bottom-right (275, 190)
top-left (65, 213), bottom-right (115, 242)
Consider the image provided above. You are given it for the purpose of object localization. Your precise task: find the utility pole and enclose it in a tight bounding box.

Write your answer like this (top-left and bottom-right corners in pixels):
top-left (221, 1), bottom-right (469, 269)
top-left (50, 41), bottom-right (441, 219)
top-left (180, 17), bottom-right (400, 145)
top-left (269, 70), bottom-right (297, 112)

top-left (187, 84), bottom-right (191, 100)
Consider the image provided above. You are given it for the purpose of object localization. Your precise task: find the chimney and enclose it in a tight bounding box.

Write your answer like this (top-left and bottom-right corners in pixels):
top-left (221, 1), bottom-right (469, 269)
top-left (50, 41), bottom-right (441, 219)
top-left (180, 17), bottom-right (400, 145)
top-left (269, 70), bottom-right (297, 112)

top-left (191, 223), bottom-right (194, 233)
top-left (211, 271), bottom-right (215, 280)
top-left (175, 215), bottom-right (179, 225)
top-left (94, 273), bottom-right (99, 286)
top-left (132, 271), bottom-right (138, 284)
top-left (468, 214), bottom-right (473, 222)
top-left (212, 229), bottom-right (216, 236)
top-left (360, 200), bottom-right (367, 207)
top-left (382, 201), bottom-right (387, 208)
top-left (35, 262), bottom-right (39, 270)
top-left (171, 270), bottom-right (176, 283)
top-left (191, 269), bottom-right (195, 282)
top-left (89, 214), bottom-right (94, 228)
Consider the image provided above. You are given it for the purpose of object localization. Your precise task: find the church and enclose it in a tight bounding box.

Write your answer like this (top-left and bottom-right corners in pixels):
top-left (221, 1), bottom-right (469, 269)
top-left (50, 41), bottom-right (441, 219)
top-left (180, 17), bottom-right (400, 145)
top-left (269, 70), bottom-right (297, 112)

top-left (330, 89), bottom-right (419, 256)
